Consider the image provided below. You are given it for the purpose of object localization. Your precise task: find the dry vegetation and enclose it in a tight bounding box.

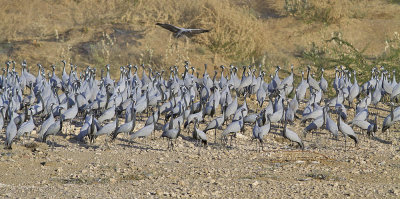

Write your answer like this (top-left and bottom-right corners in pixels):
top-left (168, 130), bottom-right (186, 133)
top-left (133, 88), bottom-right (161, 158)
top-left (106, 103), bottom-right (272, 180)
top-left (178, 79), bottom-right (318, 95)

top-left (0, 0), bottom-right (399, 77)
top-left (1, 1), bottom-right (400, 197)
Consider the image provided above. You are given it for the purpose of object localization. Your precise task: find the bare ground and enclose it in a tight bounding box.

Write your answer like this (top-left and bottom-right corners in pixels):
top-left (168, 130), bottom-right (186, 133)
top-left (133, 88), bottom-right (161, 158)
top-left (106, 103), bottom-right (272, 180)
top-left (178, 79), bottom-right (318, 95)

top-left (1, 100), bottom-right (400, 198)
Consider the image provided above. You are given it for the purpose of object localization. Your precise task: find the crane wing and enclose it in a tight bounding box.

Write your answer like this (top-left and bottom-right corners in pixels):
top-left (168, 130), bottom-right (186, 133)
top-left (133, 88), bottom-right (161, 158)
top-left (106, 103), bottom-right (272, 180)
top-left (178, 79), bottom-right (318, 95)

top-left (156, 23), bottom-right (181, 33)
top-left (186, 28), bottom-right (210, 36)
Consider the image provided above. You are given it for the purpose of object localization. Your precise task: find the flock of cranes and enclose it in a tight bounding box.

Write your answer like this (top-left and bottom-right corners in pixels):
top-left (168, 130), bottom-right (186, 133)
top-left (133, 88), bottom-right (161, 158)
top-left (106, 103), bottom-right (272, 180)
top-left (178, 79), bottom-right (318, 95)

top-left (1, 60), bottom-right (400, 152)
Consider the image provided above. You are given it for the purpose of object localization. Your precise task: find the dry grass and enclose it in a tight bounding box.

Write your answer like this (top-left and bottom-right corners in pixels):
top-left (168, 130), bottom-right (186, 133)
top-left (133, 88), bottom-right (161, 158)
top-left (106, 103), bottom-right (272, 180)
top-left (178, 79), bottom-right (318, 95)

top-left (0, 0), bottom-right (399, 78)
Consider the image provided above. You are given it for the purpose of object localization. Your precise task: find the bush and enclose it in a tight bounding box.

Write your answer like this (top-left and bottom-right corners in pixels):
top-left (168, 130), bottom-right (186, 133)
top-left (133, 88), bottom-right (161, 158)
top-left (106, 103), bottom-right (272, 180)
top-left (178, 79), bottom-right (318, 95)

top-left (301, 32), bottom-right (400, 83)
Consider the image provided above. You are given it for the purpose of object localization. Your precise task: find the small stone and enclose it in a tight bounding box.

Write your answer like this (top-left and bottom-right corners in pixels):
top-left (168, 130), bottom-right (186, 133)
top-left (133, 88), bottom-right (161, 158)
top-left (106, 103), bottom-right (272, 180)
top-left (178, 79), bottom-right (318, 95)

top-left (390, 188), bottom-right (400, 196)
top-left (109, 178), bottom-right (117, 184)
top-left (178, 180), bottom-right (186, 186)
top-left (81, 169), bottom-right (88, 174)
top-left (250, 181), bottom-right (259, 188)
top-left (212, 191), bottom-right (220, 197)
top-left (236, 133), bottom-right (248, 139)
top-left (56, 167), bottom-right (63, 173)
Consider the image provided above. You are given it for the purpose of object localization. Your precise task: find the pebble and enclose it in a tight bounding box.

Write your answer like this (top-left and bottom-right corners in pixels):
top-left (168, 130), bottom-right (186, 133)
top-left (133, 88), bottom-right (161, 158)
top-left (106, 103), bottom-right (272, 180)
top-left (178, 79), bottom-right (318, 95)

top-left (178, 180), bottom-right (186, 186)
top-left (109, 178), bottom-right (117, 184)
top-left (56, 167), bottom-right (63, 173)
top-left (250, 181), bottom-right (259, 188)
top-left (236, 133), bottom-right (247, 139)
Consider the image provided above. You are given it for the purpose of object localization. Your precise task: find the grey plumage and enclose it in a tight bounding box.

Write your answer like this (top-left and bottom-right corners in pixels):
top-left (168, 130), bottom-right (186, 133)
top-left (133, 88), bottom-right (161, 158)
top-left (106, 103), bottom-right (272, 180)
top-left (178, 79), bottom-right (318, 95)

top-left (112, 108), bottom-right (136, 140)
top-left (337, 107), bottom-right (358, 150)
top-left (95, 117), bottom-right (118, 137)
top-left (98, 100), bottom-right (116, 123)
top-left (5, 111), bottom-right (18, 149)
top-left (17, 108), bottom-right (36, 138)
top-left (38, 104), bottom-right (56, 140)
top-left (161, 121), bottom-right (181, 150)
top-left (193, 118), bottom-right (207, 146)
top-left (156, 23), bottom-right (210, 38)
top-left (325, 109), bottom-right (339, 139)
top-left (283, 119), bottom-right (304, 150)
top-left (204, 108), bottom-right (225, 143)
top-left (42, 107), bottom-right (65, 147)
top-left (131, 113), bottom-right (155, 139)
top-left (252, 116), bottom-right (271, 151)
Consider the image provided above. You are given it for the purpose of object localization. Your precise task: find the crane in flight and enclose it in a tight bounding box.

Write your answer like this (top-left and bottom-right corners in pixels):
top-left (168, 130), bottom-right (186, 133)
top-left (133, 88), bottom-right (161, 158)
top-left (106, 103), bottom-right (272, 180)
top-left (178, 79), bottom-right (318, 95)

top-left (156, 23), bottom-right (210, 38)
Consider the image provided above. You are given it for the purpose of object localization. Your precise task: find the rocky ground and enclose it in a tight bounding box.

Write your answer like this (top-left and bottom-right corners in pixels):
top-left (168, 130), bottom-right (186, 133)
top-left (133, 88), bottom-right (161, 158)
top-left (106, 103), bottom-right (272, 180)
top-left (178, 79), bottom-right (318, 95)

top-left (1, 101), bottom-right (400, 198)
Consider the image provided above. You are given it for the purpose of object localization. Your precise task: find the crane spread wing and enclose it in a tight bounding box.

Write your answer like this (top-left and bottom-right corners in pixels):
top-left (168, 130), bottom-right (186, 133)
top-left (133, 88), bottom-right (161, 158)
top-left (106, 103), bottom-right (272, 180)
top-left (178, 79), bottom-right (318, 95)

top-left (156, 23), bottom-right (180, 33)
top-left (186, 28), bottom-right (210, 36)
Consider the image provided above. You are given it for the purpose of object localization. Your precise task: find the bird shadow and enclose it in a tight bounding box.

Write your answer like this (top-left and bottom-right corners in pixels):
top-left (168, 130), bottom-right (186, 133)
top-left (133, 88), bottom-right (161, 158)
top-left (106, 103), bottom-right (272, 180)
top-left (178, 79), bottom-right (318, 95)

top-left (66, 137), bottom-right (101, 149)
top-left (42, 140), bottom-right (67, 148)
top-left (70, 120), bottom-right (84, 128)
top-left (154, 123), bottom-right (164, 131)
top-left (179, 134), bottom-right (194, 142)
top-left (371, 106), bottom-right (391, 114)
top-left (371, 136), bottom-right (392, 145)
top-left (113, 135), bottom-right (165, 150)
top-left (117, 142), bottom-right (164, 152)
top-left (30, 135), bottom-right (67, 148)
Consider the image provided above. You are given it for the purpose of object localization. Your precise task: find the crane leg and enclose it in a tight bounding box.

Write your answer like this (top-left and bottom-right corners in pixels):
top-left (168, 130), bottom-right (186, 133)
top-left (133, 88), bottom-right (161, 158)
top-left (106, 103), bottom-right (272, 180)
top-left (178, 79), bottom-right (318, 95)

top-left (214, 128), bottom-right (217, 144)
top-left (22, 134), bottom-right (26, 145)
top-left (197, 141), bottom-right (201, 156)
top-left (51, 136), bottom-right (55, 150)
top-left (235, 135), bottom-right (237, 147)
top-left (261, 141), bottom-right (264, 152)
top-left (106, 136), bottom-right (111, 150)
top-left (386, 129), bottom-right (389, 141)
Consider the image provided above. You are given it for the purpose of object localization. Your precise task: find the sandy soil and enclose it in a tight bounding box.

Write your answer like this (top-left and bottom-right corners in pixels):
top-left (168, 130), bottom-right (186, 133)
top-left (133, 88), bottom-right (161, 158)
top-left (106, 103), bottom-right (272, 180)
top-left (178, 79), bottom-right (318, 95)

top-left (1, 101), bottom-right (400, 198)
